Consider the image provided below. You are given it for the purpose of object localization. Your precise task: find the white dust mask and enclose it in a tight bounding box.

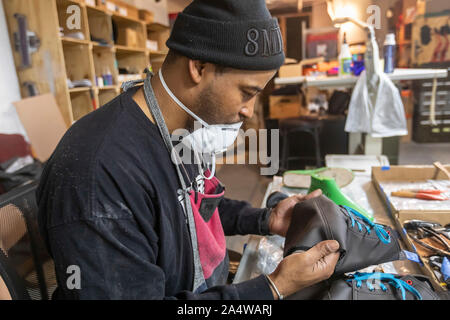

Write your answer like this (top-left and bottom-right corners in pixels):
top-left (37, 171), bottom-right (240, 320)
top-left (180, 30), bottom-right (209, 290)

top-left (159, 69), bottom-right (243, 155)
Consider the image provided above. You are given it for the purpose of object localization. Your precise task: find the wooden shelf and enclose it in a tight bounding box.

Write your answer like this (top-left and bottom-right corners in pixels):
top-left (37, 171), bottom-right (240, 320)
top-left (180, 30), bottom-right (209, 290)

top-left (61, 37), bottom-right (91, 46)
top-left (112, 12), bottom-right (143, 25)
top-left (149, 50), bottom-right (168, 56)
top-left (92, 42), bottom-right (114, 51)
top-left (115, 45), bottom-right (146, 54)
top-left (148, 23), bottom-right (170, 32)
top-left (85, 4), bottom-right (109, 16)
top-left (97, 85), bottom-right (119, 91)
top-left (4, 0), bottom-right (169, 123)
top-left (69, 87), bottom-right (92, 93)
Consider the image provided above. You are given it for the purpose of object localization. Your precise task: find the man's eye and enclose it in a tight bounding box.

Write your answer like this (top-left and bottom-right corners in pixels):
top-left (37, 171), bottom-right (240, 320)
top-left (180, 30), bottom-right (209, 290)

top-left (242, 91), bottom-right (256, 100)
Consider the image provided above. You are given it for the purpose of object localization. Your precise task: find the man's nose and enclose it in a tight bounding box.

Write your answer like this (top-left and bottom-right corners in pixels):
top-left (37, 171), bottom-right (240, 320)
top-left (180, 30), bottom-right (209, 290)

top-left (239, 98), bottom-right (257, 119)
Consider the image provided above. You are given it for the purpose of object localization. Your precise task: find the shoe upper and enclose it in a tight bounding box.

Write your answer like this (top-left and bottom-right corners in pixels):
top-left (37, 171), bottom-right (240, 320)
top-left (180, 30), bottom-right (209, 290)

top-left (326, 274), bottom-right (443, 300)
top-left (288, 273), bottom-right (445, 300)
top-left (284, 195), bottom-right (403, 275)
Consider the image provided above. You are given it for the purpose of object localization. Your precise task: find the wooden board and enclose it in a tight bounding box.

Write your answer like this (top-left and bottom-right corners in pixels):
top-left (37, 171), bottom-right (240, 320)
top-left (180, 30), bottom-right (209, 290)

top-left (3, 0), bottom-right (153, 125)
top-left (3, 0), bottom-right (73, 126)
top-left (412, 12), bottom-right (450, 66)
top-left (13, 94), bottom-right (68, 162)
top-left (70, 90), bottom-right (94, 121)
top-left (63, 42), bottom-right (95, 83)
top-left (87, 5), bottom-right (113, 44)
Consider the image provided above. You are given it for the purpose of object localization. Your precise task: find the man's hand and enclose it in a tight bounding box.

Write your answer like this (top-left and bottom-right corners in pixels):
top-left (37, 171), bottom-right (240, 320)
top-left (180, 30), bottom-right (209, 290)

top-left (267, 240), bottom-right (340, 299)
top-left (268, 189), bottom-right (322, 237)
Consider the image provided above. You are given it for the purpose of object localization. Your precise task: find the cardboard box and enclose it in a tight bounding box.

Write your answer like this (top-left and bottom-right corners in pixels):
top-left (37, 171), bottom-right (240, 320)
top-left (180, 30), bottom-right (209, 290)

top-left (372, 165), bottom-right (450, 226)
top-left (81, 0), bottom-right (96, 7)
top-left (372, 165), bottom-right (450, 291)
top-left (96, 0), bottom-right (107, 10)
top-left (117, 27), bottom-right (138, 47)
top-left (269, 95), bottom-right (307, 119)
top-left (278, 63), bottom-right (302, 78)
top-left (139, 9), bottom-right (154, 24)
top-left (13, 94), bottom-right (68, 162)
top-left (105, 0), bottom-right (139, 20)
top-left (146, 39), bottom-right (158, 52)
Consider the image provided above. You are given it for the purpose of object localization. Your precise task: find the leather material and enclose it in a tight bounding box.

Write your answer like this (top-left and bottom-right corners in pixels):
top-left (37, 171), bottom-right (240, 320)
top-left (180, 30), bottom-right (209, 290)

top-left (288, 274), bottom-right (445, 300)
top-left (284, 195), bottom-right (402, 275)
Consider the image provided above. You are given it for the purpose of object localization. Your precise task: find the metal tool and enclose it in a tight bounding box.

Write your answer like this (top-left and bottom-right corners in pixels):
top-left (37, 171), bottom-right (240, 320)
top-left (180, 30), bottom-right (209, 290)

top-left (404, 220), bottom-right (450, 257)
top-left (13, 13), bottom-right (41, 69)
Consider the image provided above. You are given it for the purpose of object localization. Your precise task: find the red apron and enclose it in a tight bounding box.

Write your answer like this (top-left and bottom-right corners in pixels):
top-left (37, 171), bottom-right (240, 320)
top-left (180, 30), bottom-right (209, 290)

top-left (188, 173), bottom-right (227, 281)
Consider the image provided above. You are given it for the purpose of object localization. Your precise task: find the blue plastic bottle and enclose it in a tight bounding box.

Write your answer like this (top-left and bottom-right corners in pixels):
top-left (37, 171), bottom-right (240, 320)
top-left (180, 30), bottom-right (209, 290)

top-left (384, 33), bottom-right (396, 74)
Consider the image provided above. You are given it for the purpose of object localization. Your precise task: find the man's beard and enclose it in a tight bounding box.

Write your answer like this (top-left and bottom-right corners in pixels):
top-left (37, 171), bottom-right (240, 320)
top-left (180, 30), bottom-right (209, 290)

top-left (186, 83), bottom-right (226, 131)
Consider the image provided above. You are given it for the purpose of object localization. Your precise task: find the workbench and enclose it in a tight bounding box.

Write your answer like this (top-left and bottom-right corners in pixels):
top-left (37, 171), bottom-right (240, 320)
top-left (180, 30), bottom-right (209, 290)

top-left (274, 68), bottom-right (449, 88)
top-left (274, 68), bottom-right (449, 157)
top-left (232, 170), bottom-right (425, 288)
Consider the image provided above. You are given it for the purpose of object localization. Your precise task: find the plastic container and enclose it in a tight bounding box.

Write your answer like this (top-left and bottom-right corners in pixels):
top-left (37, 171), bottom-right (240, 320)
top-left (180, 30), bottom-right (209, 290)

top-left (384, 33), bottom-right (396, 74)
top-left (339, 33), bottom-right (352, 76)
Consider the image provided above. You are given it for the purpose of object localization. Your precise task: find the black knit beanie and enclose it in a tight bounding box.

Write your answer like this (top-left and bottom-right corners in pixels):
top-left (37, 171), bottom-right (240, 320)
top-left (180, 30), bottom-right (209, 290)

top-left (166, 0), bottom-right (285, 71)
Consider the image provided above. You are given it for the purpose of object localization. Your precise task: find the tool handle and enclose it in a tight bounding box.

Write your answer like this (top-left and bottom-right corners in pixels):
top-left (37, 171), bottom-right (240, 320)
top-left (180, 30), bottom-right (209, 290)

top-left (391, 191), bottom-right (416, 198)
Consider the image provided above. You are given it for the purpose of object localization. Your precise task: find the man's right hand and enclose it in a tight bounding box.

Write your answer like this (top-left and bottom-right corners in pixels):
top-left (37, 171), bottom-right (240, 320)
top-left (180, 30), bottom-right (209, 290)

top-left (267, 240), bottom-right (340, 299)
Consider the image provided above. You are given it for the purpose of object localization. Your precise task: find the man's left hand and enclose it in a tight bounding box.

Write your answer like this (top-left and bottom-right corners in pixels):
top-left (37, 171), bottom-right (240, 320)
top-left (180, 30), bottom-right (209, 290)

top-left (268, 189), bottom-right (323, 237)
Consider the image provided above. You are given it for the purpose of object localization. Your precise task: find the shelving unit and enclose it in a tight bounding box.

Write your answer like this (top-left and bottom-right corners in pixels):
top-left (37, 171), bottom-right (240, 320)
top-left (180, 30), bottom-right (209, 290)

top-left (147, 23), bottom-right (170, 73)
top-left (3, 0), bottom-right (170, 126)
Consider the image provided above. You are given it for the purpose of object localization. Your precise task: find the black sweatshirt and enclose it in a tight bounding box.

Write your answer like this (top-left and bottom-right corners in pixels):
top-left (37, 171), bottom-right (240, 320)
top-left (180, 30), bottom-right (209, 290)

top-left (36, 85), bottom-right (274, 300)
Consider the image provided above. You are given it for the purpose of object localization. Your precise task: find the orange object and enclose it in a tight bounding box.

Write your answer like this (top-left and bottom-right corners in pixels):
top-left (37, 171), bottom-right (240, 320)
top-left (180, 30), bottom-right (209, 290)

top-left (396, 189), bottom-right (445, 195)
top-left (391, 190), bottom-right (448, 201)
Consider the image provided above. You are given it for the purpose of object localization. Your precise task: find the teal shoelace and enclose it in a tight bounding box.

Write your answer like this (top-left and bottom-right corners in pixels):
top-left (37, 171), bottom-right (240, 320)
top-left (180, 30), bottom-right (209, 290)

top-left (348, 272), bottom-right (423, 300)
top-left (343, 205), bottom-right (391, 244)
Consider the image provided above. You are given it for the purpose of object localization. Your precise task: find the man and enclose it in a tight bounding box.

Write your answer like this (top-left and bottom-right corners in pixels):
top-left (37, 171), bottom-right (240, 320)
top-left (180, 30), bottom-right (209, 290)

top-left (37, 0), bottom-right (340, 299)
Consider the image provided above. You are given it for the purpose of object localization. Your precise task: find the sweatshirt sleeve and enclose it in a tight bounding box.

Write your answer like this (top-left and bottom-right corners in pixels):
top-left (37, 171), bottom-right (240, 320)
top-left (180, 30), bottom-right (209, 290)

top-left (43, 161), bottom-right (273, 300)
top-left (47, 217), bottom-right (273, 300)
top-left (218, 197), bottom-right (272, 236)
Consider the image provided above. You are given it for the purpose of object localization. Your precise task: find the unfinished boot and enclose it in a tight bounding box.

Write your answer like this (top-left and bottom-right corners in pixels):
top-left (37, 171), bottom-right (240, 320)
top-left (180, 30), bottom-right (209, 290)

top-left (287, 273), bottom-right (446, 300)
top-left (284, 195), bottom-right (403, 275)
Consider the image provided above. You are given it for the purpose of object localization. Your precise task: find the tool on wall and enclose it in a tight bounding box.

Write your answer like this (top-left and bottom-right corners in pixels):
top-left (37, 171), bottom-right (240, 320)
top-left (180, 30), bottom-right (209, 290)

top-left (22, 81), bottom-right (39, 97)
top-left (13, 13), bottom-right (41, 69)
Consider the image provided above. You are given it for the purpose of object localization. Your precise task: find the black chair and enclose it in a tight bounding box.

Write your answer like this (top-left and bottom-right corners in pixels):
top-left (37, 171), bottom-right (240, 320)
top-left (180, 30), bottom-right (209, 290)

top-left (0, 249), bottom-right (30, 300)
top-left (0, 181), bottom-right (56, 300)
top-left (279, 117), bottom-right (323, 172)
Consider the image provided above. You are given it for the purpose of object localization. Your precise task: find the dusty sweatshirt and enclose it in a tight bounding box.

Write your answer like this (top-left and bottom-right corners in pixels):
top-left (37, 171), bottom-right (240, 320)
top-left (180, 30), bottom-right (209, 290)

top-left (36, 85), bottom-right (274, 300)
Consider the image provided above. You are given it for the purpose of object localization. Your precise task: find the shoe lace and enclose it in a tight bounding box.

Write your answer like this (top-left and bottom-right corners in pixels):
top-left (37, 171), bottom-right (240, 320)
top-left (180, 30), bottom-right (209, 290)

top-left (348, 272), bottom-right (423, 300)
top-left (343, 205), bottom-right (391, 244)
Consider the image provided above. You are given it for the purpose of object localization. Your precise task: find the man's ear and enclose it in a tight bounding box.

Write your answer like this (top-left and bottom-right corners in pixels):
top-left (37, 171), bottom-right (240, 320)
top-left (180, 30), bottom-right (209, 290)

top-left (188, 59), bottom-right (206, 84)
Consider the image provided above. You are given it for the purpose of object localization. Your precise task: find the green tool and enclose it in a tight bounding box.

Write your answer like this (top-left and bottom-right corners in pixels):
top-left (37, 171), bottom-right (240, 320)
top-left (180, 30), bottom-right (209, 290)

top-left (283, 167), bottom-right (355, 189)
top-left (308, 173), bottom-right (374, 221)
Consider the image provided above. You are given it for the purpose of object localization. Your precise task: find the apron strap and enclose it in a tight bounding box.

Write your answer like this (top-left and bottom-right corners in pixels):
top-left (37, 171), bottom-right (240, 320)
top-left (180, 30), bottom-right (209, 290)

top-left (141, 70), bottom-right (207, 293)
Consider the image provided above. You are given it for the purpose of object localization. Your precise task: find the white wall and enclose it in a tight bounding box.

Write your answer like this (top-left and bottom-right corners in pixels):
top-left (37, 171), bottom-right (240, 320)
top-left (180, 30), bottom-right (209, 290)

top-left (0, 1), bottom-right (27, 138)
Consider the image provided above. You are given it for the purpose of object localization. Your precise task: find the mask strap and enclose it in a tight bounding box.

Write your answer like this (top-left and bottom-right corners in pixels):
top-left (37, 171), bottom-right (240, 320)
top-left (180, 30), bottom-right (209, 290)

top-left (203, 154), bottom-right (216, 180)
top-left (193, 151), bottom-right (216, 180)
top-left (159, 69), bottom-right (209, 128)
